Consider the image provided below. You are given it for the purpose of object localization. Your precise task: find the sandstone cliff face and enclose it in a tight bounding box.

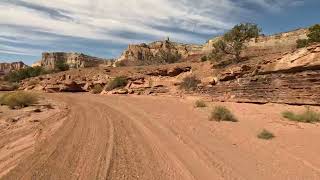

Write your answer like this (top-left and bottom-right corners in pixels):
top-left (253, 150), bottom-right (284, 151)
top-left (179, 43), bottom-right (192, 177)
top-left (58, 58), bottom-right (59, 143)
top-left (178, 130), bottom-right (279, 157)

top-left (117, 29), bottom-right (307, 66)
top-left (201, 44), bottom-right (320, 105)
top-left (203, 28), bottom-right (307, 54)
top-left (39, 52), bottom-right (110, 70)
top-left (116, 40), bottom-right (203, 66)
top-left (0, 61), bottom-right (28, 75)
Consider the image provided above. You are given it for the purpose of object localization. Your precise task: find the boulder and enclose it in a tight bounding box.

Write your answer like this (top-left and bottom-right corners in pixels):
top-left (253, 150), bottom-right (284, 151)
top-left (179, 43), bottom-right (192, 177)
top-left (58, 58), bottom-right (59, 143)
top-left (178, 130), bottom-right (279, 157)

top-left (259, 44), bottom-right (320, 74)
top-left (0, 84), bottom-right (17, 91)
top-left (45, 85), bottom-right (60, 93)
top-left (145, 66), bottom-right (191, 77)
top-left (59, 81), bottom-right (84, 92)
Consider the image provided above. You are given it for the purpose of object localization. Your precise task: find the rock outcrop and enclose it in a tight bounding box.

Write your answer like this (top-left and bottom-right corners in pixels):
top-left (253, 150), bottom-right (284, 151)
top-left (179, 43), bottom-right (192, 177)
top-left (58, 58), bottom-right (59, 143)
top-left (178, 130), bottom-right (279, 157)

top-left (38, 52), bottom-right (111, 70)
top-left (203, 28), bottom-right (307, 54)
top-left (19, 64), bottom-right (192, 96)
top-left (0, 61), bottom-right (28, 75)
top-left (201, 44), bottom-right (320, 105)
top-left (116, 39), bottom-right (202, 66)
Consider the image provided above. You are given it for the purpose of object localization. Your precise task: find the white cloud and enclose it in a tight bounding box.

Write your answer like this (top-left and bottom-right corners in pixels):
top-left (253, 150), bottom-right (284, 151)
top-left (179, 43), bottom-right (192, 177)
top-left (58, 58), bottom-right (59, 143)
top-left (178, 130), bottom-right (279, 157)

top-left (0, 0), bottom-right (305, 59)
top-left (0, 44), bottom-right (41, 56)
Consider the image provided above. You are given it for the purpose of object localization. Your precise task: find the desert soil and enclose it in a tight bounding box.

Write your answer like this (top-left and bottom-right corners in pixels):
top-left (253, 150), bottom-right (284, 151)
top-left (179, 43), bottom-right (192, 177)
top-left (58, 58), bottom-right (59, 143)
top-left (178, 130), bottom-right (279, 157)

top-left (1, 93), bottom-right (320, 180)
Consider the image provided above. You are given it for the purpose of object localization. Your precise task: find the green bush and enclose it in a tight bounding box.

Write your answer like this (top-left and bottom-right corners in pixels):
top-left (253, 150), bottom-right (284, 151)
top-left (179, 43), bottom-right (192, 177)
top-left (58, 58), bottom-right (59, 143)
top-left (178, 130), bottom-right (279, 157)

top-left (180, 76), bottom-right (201, 91)
top-left (308, 24), bottom-right (320, 43)
top-left (55, 60), bottom-right (69, 71)
top-left (201, 56), bottom-right (208, 62)
top-left (115, 61), bottom-right (126, 67)
top-left (91, 84), bottom-right (103, 94)
top-left (210, 106), bottom-right (237, 122)
top-left (195, 100), bottom-right (207, 108)
top-left (257, 129), bottom-right (275, 140)
top-left (296, 24), bottom-right (320, 48)
top-left (4, 66), bottom-right (47, 82)
top-left (0, 91), bottom-right (38, 109)
top-left (157, 49), bottom-right (181, 64)
top-left (212, 23), bottom-right (261, 62)
top-left (296, 39), bottom-right (309, 48)
top-left (282, 107), bottom-right (320, 123)
top-left (106, 77), bottom-right (128, 91)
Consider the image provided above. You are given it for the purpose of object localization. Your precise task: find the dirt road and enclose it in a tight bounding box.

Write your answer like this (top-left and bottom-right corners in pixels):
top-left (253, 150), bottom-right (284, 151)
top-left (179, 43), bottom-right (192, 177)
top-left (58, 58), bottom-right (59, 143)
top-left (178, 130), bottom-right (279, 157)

top-left (2, 93), bottom-right (320, 179)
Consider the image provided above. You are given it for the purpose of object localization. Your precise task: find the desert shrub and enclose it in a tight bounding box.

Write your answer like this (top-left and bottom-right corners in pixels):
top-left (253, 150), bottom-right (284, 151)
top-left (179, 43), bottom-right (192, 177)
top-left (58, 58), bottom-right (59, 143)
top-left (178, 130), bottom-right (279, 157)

top-left (201, 56), bottom-right (208, 62)
top-left (257, 129), bottom-right (275, 140)
top-left (4, 66), bottom-right (47, 82)
top-left (308, 24), bottom-right (320, 43)
top-left (115, 61), bottom-right (126, 67)
top-left (55, 60), bottom-right (69, 71)
top-left (282, 107), bottom-right (320, 123)
top-left (27, 79), bottom-right (39, 86)
top-left (296, 39), bottom-right (309, 48)
top-left (210, 106), bottom-right (237, 122)
top-left (151, 50), bottom-right (181, 65)
top-left (211, 23), bottom-right (261, 62)
top-left (91, 84), bottom-right (103, 94)
top-left (195, 100), bottom-right (207, 108)
top-left (106, 76), bottom-right (128, 91)
top-left (180, 76), bottom-right (201, 91)
top-left (0, 91), bottom-right (38, 109)
top-left (296, 24), bottom-right (320, 48)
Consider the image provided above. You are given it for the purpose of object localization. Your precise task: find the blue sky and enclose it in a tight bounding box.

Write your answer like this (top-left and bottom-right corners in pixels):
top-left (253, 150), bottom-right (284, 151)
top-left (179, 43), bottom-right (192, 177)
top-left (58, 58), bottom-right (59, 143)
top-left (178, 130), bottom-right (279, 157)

top-left (0, 0), bottom-right (319, 65)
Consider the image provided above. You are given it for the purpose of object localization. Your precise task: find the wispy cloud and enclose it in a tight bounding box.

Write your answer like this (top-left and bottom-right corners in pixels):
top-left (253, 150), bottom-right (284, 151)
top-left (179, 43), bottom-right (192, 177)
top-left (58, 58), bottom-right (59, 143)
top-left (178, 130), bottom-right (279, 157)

top-left (0, 0), bottom-right (305, 63)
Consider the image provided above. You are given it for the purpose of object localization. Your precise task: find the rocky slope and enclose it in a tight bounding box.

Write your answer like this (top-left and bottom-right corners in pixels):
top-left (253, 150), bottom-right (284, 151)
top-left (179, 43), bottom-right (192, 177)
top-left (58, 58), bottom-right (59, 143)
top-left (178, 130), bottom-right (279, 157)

top-left (0, 61), bottom-right (28, 75)
top-left (203, 28), bottom-right (307, 53)
top-left (15, 27), bottom-right (320, 106)
top-left (201, 43), bottom-right (320, 105)
top-left (116, 39), bottom-right (203, 66)
top-left (116, 29), bottom-right (307, 67)
top-left (35, 52), bottom-right (113, 70)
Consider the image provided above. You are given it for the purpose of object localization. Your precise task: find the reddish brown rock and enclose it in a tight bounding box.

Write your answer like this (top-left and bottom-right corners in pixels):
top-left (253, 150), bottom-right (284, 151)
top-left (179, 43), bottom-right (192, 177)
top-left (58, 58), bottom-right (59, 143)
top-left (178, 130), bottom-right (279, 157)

top-left (0, 61), bottom-right (28, 75)
top-left (202, 43), bottom-right (320, 105)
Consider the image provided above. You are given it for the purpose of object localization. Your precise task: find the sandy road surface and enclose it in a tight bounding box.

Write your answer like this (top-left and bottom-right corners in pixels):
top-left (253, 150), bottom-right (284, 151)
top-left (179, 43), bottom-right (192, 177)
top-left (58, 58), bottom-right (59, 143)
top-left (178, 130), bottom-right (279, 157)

top-left (2, 93), bottom-right (320, 180)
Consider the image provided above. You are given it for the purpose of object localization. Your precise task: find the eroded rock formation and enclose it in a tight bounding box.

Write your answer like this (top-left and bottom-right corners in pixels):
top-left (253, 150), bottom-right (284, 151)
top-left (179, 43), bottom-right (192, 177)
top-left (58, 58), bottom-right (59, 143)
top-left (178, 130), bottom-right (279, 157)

top-left (203, 28), bottom-right (307, 54)
top-left (38, 52), bottom-right (111, 70)
top-left (116, 39), bottom-right (202, 66)
top-left (0, 61), bottom-right (28, 75)
top-left (201, 44), bottom-right (320, 105)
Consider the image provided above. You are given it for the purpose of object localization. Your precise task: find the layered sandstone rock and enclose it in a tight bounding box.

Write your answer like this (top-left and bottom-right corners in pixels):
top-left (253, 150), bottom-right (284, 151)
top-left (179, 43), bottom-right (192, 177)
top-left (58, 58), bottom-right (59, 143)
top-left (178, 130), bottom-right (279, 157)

top-left (0, 61), bottom-right (28, 75)
top-left (39, 52), bottom-right (110, 70)
top-left (203, 28), bottom-right (307, 54)
top-left (116, 39), bottom-right (202, 66)
top-left (201, 43), bottom-right (320, 105)
top-left (258, 44), bottom-right (320, 74)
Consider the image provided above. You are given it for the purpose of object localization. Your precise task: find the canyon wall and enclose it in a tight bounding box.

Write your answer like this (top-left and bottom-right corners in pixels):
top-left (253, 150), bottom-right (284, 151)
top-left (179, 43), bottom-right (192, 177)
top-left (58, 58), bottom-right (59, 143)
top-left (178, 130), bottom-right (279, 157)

top-left (202, 28), bottom-right (307, 53)
top-left (0, 61), bottom-right (28, 75)
top-left (201, 44), bottom-right (320, 105)
top-left (38, 52), bottom-right (111, 70)
top-left (116, 39), bottom-right (203, 66)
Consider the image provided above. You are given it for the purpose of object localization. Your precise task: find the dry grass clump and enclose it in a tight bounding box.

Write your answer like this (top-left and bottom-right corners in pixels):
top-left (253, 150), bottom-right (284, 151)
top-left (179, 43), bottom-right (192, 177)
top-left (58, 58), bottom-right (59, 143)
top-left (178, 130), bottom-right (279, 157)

top-left (91, 84), bottom-right (103, 94)
top-left (0, 91), bottom-right (38, 109)
top-left (180, 76), bottom-right (201, 91)
top-left (257, 129), bottom-right (275, 140)
top-left (210, 106), bottom-right (237, 122)
top-left (106, 77), bottom-right (128, 91)
top-left (282, 107), bottom-right (320, 123)
top-left (195, 100), bottom-right (207, 108)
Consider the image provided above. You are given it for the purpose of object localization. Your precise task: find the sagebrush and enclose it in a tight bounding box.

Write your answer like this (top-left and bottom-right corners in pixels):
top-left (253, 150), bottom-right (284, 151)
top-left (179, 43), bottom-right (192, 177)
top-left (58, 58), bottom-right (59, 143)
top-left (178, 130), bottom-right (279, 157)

top-left (180, 76), bottom-right (201, 91)
top-left (106, 77), bottom-right (128, 91)
top-left (257, 129), bottom-right (275, 140)
top-left (195, 100), bottom-right (207, 108)
top-left (282, 107), bottom-right (320, 123)
top-left (210, 106), bottom-right (237, 122)
top-left (0, 91), bottom-right (38, 109)
top-left (91, 84), bottom-right (103, 94)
